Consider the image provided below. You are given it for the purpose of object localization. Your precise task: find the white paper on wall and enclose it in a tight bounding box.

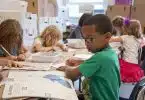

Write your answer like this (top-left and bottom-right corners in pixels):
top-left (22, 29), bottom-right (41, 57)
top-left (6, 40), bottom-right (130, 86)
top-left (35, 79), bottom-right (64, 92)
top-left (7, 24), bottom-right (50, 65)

top-left (39, 17), bottom-right (49, 34)
top-left (23, 13), bottom-right (38, 47)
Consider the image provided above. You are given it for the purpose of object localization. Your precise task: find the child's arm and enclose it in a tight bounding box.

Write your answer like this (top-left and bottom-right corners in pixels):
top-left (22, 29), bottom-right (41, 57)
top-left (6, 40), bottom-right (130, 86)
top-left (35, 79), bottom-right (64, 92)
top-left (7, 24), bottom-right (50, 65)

top-left (57, 66), bottom-right (81, 81)
top-left (33, 43), bottom-right (53, 52)
top-left (0, 59), bottom-right (22, 67)
top-left (0, 59), bottom-right (10, 66)
top-left (17, 45), bottom-right (28, 61)
top-left (56, 43), bottom-right (68, 51)
top-left (109, 36), bottom-right (123, 42)
top-left (32, 37), bottom-right (54, 52)
top-left (66, 58), bottom-right (84, 66)
top-left (0, 56), bottom-right (17, 61)
top-left (20, 45), bottom-right (28, 54)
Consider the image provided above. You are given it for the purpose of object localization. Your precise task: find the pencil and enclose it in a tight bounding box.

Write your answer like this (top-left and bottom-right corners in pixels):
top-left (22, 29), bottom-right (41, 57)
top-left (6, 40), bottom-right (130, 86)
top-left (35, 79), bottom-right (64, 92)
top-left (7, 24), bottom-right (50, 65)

top-left (0, 44), bottom-right (11, 56)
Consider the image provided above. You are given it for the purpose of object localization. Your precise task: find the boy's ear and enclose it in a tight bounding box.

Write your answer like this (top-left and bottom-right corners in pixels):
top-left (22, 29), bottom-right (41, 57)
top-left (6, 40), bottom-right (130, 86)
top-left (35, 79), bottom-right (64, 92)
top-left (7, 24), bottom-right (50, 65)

top-left (104, 32), bottom-right (112, 39)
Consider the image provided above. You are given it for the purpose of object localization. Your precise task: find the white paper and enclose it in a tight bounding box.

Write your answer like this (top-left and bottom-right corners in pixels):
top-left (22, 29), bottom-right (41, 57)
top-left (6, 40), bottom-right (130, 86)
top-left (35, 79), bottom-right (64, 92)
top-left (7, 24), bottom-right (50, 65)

top-left (67, 39), bottom-right (86, 49)
top-left (52, 62), bottom-right (66, 69)
top-left (3, 71), bottom-right (78, 100)
top-left (28, 52), bottom-right (62, 63)
top-left (73, 54), bottom-right (93, 60)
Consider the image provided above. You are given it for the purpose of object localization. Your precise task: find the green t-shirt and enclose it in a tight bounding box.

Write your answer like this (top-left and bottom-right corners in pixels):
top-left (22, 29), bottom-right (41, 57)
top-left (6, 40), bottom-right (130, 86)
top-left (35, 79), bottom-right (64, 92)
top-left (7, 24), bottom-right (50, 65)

top-left (79, 46), bottom-right (120, 100)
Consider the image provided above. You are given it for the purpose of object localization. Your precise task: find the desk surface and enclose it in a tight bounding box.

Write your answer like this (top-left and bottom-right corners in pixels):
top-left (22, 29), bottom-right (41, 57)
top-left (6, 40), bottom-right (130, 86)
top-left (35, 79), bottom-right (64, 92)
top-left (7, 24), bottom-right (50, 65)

top-left (0, 48), bottom-right (89, 100)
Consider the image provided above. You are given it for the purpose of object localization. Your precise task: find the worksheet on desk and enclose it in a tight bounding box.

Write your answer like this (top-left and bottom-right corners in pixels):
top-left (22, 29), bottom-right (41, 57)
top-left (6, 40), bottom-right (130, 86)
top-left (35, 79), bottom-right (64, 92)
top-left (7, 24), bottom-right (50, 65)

top-left (3, 71), bottom-right (78, 100)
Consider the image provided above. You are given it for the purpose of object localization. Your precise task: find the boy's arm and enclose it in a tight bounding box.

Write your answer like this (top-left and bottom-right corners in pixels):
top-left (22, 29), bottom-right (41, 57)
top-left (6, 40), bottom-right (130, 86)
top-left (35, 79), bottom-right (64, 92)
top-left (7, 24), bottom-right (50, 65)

top-left (59, 57), bottom-right (100, 81)
top-left (65, 66), bottom-right (82, 81)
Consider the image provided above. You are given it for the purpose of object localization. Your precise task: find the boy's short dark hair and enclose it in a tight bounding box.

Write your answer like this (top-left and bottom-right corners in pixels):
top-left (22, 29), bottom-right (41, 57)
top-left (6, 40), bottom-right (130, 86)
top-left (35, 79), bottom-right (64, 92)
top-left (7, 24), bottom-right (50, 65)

top-left (83, 14), bottom-right (113, 34)
top-left (79, 13), bottom-right (92, 27)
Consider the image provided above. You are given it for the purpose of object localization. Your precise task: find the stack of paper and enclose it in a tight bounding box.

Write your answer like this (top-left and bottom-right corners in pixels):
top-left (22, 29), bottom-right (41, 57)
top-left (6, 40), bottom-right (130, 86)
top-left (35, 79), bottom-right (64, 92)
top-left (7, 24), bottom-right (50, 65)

top-left (3, 71), bottom-right (78, 100)
top-left (72, 53), bottom-right (94, 61)
top-left (27, 52), bottom-right (62, 63)
top-left (67, 39), bottom-right (86, 49)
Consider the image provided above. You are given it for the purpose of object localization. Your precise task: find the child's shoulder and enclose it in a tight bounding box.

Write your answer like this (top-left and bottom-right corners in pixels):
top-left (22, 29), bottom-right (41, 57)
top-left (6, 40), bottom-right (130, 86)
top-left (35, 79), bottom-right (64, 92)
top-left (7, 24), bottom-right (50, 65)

top-left (35, 36), bottom-right (41, 39)
top-left (93, 47), bottom-right (116, 60)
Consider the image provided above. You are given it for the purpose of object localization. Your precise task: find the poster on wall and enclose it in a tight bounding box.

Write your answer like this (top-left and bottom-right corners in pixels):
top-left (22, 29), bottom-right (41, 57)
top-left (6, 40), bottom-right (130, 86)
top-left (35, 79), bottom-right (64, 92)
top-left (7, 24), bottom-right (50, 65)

top-left (23, 13), bottom-right (38, 47)
top-left (39, 17), bottom-right (49, 34)
top-left (79, 4), bottom-right (94, 13)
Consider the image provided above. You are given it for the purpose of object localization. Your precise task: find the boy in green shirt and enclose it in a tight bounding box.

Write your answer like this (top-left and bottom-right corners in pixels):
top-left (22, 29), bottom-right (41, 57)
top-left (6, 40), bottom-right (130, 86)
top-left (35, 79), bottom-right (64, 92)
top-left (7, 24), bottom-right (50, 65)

top-left (59, 14), bottom-right (120, 100)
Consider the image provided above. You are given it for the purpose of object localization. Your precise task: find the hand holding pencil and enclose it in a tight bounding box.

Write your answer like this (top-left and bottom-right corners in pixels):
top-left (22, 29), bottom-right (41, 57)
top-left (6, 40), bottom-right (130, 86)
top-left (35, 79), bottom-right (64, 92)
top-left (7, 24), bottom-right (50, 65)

top-left (0, 44), bottom-right (17, 60)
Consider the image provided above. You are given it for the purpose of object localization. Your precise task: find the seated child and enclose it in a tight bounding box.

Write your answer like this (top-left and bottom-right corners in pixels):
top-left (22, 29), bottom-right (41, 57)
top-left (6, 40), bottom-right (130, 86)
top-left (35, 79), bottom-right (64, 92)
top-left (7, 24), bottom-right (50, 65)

top-left (110, 19), bottom-right (144, 82)
top-left (110, 16), bottom-right (126, 55)
top-left (58, 14), bottom-right (120, 100)
top-left (32, 25), bottom-right (67, 52)
top-left (0, 19), bottom-right (27, 61)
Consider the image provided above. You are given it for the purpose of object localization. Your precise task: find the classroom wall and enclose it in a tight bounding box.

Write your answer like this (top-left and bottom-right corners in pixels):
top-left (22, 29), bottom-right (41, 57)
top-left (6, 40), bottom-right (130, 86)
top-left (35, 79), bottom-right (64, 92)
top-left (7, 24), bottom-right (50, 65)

top-left (108, 0), bottom-right (115, 5)
top-left (0, 0), bottom-right (27, 11)
top-left (27, 0), bottom-right (38, 14)
top-left (0, 0), bottom-right (28, 27)
top-left (37, 0), bottom-right (58, 17)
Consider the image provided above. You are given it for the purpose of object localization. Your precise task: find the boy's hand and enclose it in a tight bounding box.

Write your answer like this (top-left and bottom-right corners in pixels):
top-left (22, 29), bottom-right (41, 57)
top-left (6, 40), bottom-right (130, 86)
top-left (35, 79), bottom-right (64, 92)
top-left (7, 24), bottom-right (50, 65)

top-left (66, 58), bottom-right (84, 66)
top-left (7, 60), bottom-right (23, 68)
top-left (57, 66), bottom-right (67, 71)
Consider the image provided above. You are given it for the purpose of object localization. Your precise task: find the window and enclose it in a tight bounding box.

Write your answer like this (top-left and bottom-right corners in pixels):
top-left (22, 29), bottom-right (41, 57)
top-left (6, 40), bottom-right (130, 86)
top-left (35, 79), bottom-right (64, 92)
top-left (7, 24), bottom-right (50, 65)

top-left (69, 0), bottom-right (103, 3)
top-left (68, 4), bottom-right (83, 17)
top-left (68, 0), bottom-right (106, 24)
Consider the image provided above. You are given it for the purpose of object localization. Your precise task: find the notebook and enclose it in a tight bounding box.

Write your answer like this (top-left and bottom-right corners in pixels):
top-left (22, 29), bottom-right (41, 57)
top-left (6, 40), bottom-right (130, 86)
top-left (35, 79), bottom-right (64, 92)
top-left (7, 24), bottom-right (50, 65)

top-left (27, 52), bottom-right (62, 63)
top-left (72, 53), bottom-right (94, 61)
top-left (67, 39), bottom-right (86, 49)
top-left (3, 71), bottom-right (78, 100)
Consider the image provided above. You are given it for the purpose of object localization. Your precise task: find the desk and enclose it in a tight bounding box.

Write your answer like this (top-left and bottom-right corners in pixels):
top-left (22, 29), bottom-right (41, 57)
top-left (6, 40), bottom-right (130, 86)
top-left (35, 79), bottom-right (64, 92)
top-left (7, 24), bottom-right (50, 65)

top-left (0, 48), bottom-right (89, 100)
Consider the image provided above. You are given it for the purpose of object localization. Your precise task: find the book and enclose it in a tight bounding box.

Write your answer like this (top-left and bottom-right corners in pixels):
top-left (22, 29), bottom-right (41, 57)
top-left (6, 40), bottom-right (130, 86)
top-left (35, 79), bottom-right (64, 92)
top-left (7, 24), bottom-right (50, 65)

top-left (3, 71), bottom-right (78, 100)
top-left (72, 53), bottom-right (94, 61)
top-left (26, 52), bottom-right (62, 63)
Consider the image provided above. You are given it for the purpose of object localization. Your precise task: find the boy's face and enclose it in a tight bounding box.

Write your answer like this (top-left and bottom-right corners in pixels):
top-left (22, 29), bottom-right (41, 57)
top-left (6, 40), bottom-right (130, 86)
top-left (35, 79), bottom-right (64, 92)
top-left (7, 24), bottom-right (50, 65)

top-left (81, 25), bottom-right (111, 53)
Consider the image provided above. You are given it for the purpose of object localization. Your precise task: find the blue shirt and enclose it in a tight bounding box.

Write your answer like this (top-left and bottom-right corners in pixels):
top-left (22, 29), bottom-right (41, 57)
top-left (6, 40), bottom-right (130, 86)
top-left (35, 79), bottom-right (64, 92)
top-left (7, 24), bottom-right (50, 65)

top-left (68, 26), bottom-right (83, 39)
top-left (0, 46), bottom-right (18, 56)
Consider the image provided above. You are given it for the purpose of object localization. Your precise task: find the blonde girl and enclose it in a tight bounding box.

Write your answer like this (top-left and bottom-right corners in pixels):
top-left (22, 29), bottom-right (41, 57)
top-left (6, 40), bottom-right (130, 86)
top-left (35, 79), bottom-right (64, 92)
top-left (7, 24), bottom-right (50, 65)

top-left (32, 25), bottom-right (67, 52)
top-left (112, 16), bottom-right (125, 36)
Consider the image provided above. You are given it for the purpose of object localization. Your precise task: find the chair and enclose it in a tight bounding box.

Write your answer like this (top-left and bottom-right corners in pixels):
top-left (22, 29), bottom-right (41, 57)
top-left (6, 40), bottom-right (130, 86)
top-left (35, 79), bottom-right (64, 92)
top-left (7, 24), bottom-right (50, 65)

top-left (129, 77), bottom-right (145, 100)
top-left (120, 77), bottom-right (145, 100)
